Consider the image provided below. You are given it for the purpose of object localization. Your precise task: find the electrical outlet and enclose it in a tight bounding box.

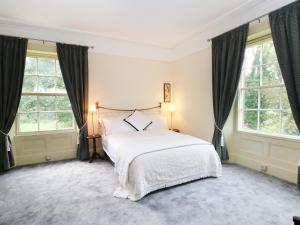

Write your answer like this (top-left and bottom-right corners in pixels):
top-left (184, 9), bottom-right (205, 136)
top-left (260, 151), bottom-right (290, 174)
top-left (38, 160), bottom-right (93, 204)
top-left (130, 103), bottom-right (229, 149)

top-left (45, 156), bottom-right (51, 162)
top-left (261, 165), bottom-right (268, 172)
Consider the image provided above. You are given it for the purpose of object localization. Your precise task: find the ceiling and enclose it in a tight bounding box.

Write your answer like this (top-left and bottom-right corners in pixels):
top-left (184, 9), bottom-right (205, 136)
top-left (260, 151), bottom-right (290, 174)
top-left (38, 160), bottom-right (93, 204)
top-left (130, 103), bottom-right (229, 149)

top-left (0, 0), bottom-right (256, 48)
top-left (0, 0), bottom-right (295, 60)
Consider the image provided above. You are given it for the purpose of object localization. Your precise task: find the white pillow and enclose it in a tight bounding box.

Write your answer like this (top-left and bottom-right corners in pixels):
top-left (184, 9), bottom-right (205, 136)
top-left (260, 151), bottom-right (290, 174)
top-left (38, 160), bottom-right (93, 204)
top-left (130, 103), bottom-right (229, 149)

top-left (101, 116), bottom-right (135, 135)
top-left (144, 114), bottom-right (168, 130)
top-left (124, 111), bottom-right (152, 131)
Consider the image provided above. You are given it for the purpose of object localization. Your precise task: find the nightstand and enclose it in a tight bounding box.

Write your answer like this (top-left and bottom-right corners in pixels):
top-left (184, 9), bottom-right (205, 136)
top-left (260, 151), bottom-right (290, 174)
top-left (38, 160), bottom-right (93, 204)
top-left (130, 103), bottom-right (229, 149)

top-left (171, 129), bottom-right (180, 133)
top-left (86, 134), bottom-right (103, 163)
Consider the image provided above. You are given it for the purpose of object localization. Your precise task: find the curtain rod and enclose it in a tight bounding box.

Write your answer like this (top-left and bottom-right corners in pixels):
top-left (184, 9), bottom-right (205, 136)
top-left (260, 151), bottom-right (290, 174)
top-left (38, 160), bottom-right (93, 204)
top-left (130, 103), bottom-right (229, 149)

top-left (29, 37), bottom-right (94, 49)
top-left (207, 11), bottom-right (270, 42)
top-left (3, 33), bottom-right (94, 49)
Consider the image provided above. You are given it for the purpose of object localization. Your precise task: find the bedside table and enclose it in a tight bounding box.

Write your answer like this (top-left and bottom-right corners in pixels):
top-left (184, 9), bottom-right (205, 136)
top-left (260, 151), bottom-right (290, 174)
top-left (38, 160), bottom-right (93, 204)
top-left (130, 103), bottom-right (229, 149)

top-left (86, 134), bottom-right (103, 163)
top-left (171, 129), bottom-right (180, 133)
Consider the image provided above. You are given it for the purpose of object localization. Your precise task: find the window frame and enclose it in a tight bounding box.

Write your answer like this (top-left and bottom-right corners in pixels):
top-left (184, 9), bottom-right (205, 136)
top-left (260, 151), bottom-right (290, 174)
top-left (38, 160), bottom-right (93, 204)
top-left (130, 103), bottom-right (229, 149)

top-left (16, 50), bottom-right (76, 136)
top-left (237, 35), bottom-right (300, 140)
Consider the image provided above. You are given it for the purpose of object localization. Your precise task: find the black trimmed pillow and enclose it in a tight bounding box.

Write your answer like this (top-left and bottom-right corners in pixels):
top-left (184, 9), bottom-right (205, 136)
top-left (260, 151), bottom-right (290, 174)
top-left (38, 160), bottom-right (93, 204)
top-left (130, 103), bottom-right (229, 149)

top-left (123, 110), bottom-right (152, 131)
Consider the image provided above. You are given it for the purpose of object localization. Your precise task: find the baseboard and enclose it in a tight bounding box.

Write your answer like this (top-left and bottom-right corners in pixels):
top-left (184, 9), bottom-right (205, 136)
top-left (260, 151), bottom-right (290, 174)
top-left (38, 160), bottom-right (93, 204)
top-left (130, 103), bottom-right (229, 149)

top-left (16, 150), bottom-right (76, 166)
top-left (234, 154), bottom-right (297, 184)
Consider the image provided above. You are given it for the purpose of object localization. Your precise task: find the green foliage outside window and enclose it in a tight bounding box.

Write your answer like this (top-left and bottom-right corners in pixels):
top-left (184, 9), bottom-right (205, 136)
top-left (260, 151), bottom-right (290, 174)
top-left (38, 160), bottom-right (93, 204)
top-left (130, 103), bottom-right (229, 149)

top-left (18, 53), bottom-right (74, 133)
top-left (240, 39), bottom-right (299, 137)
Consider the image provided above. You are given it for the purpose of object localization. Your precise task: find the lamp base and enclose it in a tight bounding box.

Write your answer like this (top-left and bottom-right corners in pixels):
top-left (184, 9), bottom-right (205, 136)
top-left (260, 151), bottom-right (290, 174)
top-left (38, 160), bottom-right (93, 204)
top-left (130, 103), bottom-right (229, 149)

top-left (91, 112), bottom-right (95, 136)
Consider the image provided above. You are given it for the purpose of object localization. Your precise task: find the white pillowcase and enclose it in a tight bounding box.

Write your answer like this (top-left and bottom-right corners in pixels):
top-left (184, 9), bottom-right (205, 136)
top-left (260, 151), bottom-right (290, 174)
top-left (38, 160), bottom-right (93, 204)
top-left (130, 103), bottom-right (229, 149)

top-left (101, 116), bottom-right (135, 136)
top-left (144, 114), bottom-right (168, 130)
top-left (124, 111), bottom-right (152, 131)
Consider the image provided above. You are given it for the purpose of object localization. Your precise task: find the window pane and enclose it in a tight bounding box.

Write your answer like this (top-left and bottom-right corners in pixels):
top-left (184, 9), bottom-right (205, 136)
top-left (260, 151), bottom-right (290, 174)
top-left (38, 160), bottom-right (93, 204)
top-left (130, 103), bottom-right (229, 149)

top-left (243, 45), bottom-right (261, 68)
top-left (25, 57), bottom-right (37, 75)
top-left (281, 88), bottom-right (290, 110)
top-left (244, 89), bottom-right (258, 109)
top-left (19, 55), bottom-right (74, 133)
top-left (243, 111), bottom-right (257, 130)
top-left (22, 75), bottom-right (38, 92)
top-left (19, 113), bottom-right (38, 132)
top-left (243, 67), bottom-right (260, 88)
top-left (262, 41), bottom-right (277, 65)
top-left (19, 95), bottom-right (37, 112)
top-left (38, 76), bottom-right (56, 93)
top-left (39, 112), bottom-right (56, 131)
top-left (57, 112), bottom-right (73, 129)
top-left (56, 96), bottom-right (72, 110)
top-left (261, 64), bottom-right (282, 86)
top-left (56, 60), bottom-right (62, 76)
top-left (38, 58), bottom-right (55, 76)
top-left (281, 111), bottom-right (299, 136)
top-left (260, 87), bottom-right (281, 109)
top-left (260, 111), bottom-right (281, 133)
top-left (56, 77), bottom-right (66, 93)
top-left (239, 39), bottom-right (299, 137)
top-left (39, 96), bottom-right (55, 111)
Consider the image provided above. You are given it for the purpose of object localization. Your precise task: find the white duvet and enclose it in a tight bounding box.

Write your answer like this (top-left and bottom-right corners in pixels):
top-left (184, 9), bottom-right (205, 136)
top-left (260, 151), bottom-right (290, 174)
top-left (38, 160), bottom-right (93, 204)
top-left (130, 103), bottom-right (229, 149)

top-left (103, 130), bottom-right (222, 201)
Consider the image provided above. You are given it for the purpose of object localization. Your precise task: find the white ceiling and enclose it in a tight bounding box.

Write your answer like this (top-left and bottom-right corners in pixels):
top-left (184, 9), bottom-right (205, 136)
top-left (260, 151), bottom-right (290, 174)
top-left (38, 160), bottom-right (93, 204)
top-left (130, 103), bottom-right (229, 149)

top-left (0, 0), bottom-right (260, 48)
top-left (0, 0), bottom-right (295, 60)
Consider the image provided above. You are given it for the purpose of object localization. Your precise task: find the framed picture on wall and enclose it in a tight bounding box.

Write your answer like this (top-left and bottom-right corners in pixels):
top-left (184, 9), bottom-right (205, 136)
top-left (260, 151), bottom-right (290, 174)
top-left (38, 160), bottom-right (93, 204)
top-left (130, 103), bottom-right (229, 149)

top-left (164, 83), bottom-right (171, 103)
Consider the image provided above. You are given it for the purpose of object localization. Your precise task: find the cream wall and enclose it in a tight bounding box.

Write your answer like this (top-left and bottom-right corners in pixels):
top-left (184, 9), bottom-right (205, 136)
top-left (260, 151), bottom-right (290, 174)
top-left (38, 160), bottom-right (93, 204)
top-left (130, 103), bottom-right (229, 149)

top-left (171, 47), bottom-right (235, 155)
top-left (171, 47), bottom-right (214, 142)
top-left (229, 21), bottom-right (300, 184)
top-left (12, 27), bottom-right (300, 184)
top-left (170, 19), bottom-right (300, 184)
top-left (88, 52), bottom-right (172, 109)
top-left (88, 52), bottom-right (172, 135)
top-left (13, 42), bottom-right (78, 166)
top-left (14, 49), bottom-right (172, 165)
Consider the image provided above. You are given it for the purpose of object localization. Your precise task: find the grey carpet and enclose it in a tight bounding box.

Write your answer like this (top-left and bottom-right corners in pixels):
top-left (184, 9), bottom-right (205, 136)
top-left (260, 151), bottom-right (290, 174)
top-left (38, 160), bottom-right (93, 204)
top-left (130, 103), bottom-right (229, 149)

top-left (0, 160), bottom-right (299, 225)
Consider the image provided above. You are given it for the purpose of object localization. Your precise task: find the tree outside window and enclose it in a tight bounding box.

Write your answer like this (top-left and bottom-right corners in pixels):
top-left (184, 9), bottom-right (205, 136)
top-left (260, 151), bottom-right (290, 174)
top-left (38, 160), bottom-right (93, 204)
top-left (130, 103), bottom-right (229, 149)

top-left (239, 39), bottom-right (299, 137)
top-left (17, 52), bottom-right (75, 133)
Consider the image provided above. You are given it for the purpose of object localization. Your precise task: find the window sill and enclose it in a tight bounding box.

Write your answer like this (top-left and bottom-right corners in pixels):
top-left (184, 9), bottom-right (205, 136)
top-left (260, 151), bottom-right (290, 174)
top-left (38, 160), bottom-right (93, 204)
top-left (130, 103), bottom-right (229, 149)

top-left (15, 129), bottom-right (77, 137)
top-left (237, 129), bottom-right (300, 143)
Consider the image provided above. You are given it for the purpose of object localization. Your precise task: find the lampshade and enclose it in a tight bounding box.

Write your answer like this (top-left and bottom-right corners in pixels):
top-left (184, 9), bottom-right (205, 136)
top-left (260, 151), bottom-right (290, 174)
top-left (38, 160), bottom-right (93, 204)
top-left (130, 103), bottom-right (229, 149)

top-left (169, 104), bottom-right (175, 112)
top-left (89, 104), bottom-right (97, 112)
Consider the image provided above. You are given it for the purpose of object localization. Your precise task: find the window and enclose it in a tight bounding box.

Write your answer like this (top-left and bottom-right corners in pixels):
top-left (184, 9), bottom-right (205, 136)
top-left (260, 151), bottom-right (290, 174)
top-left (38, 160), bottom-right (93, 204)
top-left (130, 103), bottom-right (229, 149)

top-left (17, 51), bottom-right (75, 133)
top-left (238, 38), bottom-right (299, 137)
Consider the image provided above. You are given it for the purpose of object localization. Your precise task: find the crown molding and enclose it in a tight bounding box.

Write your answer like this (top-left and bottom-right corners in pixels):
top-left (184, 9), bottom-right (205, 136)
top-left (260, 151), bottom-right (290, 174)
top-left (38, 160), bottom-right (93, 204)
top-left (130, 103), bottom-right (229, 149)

top-left (0, 0), bottom-right (295, 62)
top-left (0, 17), bottom-right (173, 62)
top-left (170, 0), bottom-right (296, 61)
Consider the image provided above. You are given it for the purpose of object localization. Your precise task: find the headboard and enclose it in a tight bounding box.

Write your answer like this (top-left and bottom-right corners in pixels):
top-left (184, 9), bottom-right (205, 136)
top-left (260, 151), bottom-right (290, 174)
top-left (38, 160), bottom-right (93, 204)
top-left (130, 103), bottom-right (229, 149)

top-left (96, 102), bottom-right (162, 113)
top-left (95, 102), bottom-right (163, 134)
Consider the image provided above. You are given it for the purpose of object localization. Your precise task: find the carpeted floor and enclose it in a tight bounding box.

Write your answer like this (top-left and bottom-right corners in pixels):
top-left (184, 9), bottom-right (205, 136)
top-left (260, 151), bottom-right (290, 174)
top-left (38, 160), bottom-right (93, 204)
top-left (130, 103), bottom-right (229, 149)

top-left (0, 160), bottom-right (299, 225)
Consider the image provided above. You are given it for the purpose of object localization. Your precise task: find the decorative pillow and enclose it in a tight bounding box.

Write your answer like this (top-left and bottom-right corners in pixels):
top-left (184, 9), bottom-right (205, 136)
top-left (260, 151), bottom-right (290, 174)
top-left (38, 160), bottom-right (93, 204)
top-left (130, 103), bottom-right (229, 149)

top-left (145, 114), bottom-right (168, 130)
top-left (101, 116), bottom-right (135, 135)
top-left (123, 110), bottom-right (152, 131)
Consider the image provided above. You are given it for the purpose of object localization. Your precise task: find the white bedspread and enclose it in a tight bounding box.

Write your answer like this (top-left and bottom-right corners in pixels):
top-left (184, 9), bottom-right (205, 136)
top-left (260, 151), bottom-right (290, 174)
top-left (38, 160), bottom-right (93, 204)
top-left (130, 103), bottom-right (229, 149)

top-left (103, 130), bottom-right (222, 201)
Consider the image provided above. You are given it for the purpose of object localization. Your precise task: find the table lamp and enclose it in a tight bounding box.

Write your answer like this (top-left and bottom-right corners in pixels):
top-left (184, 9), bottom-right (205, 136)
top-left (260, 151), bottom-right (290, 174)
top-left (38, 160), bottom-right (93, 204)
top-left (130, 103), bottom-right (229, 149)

top-left (169, 104), bottom-right (175, 130)
top-left (89, 104), bottom-right (97, 136)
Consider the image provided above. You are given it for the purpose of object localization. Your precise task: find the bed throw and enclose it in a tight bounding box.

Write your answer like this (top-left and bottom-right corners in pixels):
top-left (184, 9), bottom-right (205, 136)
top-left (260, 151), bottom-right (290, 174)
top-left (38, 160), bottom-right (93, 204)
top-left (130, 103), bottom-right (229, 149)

top-left (113, 130), bottom-right (221, 200)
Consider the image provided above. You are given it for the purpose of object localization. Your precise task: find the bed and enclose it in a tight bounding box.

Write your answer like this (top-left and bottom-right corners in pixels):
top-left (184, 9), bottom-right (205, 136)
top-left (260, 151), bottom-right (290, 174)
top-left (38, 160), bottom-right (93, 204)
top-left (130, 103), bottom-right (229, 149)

top-left (98, 104), bottom-right (222, 201)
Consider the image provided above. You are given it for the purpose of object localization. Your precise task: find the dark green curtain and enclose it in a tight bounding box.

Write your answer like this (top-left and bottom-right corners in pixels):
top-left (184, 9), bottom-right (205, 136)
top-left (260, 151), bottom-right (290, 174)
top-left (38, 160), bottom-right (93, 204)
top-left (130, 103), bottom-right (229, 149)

top-left (269, 1), bottom-right (300, 132)
top-left (212, 24), bottom-right (249, 160)
top-left (0, 35), bottom-right (28, 172)
top-left (56, 43), bottom-right (89, 160)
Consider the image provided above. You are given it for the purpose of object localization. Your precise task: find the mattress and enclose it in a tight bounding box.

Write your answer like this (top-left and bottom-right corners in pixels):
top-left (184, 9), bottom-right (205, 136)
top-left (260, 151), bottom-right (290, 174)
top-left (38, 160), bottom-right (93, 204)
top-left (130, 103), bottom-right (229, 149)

top-left (102, 135), bottom-right (119, 163)
top-left (102, 130), bottom-right (222, 201)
